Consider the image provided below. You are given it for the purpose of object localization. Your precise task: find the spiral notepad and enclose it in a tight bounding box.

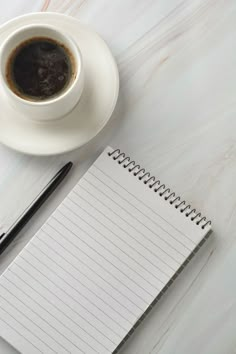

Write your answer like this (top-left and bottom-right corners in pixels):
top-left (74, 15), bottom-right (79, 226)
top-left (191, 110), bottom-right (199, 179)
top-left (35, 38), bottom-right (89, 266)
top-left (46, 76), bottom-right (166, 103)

top-left (0, 146), bottom-right (211, 354)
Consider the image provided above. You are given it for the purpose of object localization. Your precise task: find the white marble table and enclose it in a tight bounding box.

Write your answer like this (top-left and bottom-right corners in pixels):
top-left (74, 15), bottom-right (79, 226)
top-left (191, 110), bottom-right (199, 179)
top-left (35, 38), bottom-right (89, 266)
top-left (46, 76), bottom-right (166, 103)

top-left (0, 0), bottom-right (236, 353)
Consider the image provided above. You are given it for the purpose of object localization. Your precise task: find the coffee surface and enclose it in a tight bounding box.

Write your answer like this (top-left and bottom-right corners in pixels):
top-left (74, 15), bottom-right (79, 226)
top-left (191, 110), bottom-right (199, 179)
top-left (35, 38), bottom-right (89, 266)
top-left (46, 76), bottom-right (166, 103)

top-left (7, 37), bottom-right (73, 100)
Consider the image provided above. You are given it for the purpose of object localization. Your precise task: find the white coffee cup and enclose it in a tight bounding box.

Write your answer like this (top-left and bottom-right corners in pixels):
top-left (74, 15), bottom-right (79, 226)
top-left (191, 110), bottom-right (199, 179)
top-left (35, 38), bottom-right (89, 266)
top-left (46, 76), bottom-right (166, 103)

top-left (0, 24), bottom-right (84, 122)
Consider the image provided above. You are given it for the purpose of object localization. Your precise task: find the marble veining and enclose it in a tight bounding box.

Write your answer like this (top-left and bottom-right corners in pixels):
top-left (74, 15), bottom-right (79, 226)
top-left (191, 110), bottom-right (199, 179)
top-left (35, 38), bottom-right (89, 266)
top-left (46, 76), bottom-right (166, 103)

top-left (0, 1), bottom-right (236, 353)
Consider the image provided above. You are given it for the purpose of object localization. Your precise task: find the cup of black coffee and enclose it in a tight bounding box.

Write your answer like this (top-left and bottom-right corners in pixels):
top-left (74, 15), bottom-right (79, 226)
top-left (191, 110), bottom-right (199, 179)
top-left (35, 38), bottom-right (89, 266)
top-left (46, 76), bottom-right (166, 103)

top-left (0, 25), bottom-right (84, 121)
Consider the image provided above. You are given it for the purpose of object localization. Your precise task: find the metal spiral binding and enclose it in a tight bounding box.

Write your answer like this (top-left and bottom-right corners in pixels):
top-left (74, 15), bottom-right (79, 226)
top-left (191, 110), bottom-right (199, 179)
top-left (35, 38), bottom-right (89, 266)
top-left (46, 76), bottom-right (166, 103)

top-left (108, 149), bottom-right (211, 230)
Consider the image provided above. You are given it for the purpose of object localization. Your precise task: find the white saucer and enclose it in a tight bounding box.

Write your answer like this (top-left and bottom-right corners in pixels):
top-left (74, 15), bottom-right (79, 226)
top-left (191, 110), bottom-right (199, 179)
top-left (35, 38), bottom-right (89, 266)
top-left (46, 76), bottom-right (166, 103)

top-left (0, 13), bottom-right (119, 155)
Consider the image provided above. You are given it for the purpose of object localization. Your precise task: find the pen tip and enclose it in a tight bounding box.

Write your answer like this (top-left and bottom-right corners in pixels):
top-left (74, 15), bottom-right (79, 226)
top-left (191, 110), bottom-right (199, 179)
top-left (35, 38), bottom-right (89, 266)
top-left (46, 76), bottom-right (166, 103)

top-left (0, 233), bottom-right (5, 240)
top-left (66, 161), bottom-right (73, 169)
top-left (57, 162), bottom-right (73, 177)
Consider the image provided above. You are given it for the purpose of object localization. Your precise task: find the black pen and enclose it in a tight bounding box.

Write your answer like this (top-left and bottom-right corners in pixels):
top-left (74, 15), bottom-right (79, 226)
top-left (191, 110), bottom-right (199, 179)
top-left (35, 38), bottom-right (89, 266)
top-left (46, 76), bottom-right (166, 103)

top-left (0, 162), bottom-right (73, 256)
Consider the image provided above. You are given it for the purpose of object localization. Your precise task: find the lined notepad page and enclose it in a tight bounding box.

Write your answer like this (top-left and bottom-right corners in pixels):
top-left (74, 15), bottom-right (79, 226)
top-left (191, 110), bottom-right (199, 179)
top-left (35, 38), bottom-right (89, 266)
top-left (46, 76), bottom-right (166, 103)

top-left (0, 147), bottom-right (211, 354)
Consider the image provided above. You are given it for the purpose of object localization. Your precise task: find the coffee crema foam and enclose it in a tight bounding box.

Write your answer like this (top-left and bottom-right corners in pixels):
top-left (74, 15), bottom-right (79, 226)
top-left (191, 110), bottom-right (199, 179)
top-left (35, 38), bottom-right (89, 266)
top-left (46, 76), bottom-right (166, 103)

top-left (6, 37), bottom-right (76, 101)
